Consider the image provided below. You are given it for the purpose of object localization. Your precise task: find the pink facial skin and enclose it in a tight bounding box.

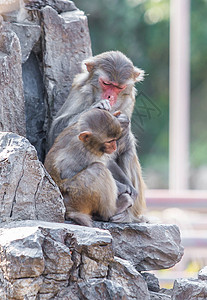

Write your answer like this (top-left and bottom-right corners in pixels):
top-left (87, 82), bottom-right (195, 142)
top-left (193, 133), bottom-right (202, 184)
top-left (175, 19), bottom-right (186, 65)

top-left (99, 78), bottom-right (126, 106)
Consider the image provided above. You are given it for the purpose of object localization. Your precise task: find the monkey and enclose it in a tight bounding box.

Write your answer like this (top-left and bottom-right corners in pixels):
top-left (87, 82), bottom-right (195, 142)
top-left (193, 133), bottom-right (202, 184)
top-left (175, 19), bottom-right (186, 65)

top-left (45, 108), bottom-right (135, 227)
top-left (48, 51), bottom-right (146, 222)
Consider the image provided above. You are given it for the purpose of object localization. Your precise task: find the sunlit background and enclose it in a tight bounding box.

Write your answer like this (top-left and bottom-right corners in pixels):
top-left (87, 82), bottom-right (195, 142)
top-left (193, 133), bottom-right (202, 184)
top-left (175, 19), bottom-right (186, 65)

top-left (74, 0), bottom-right (207, 288)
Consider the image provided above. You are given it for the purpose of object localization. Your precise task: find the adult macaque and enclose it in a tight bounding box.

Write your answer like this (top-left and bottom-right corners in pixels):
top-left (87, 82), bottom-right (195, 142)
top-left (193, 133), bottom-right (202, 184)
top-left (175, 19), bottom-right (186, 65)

top-left (48, 51), bottom-right (146, 221)
top-left (45, 109), bottom-right (135, 227)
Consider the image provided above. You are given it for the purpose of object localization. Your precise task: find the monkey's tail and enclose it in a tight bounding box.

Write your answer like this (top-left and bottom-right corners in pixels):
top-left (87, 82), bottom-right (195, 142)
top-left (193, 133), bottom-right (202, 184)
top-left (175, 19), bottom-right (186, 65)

top-left (66, 211), bottom-right (92, 227)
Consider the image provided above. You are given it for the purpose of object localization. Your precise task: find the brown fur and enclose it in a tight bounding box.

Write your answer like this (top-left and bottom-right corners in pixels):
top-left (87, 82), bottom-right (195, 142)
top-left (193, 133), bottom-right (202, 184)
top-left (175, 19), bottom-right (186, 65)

top-left (48, 51), bottom-right (146, 221)
top-left (45, 109), bottom-right (120, 226)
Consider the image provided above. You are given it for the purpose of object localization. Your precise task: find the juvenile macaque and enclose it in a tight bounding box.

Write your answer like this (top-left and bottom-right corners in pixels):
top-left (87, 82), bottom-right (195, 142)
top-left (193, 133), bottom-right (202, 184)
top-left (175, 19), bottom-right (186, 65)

top-left (45, 109), bottom-right (134, 226)
top-left (48, 51), bottom-right (146, 221)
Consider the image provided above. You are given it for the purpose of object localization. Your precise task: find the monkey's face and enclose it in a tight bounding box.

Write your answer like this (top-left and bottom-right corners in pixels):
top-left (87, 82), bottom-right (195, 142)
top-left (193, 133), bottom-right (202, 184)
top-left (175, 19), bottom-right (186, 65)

top-left (99, 78), bottom-right (126, 107)
top-left (101, 139), bottom-right (117, 154)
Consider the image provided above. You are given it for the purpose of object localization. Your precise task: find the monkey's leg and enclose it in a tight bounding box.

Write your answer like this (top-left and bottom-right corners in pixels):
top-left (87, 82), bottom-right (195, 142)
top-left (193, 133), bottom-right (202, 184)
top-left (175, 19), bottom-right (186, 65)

top-left (62, 162), bottom-right (117, 226)
top-left (108, 160), bottom-right (138, 201)
top-left (109, 193), bottom-right (133, 223)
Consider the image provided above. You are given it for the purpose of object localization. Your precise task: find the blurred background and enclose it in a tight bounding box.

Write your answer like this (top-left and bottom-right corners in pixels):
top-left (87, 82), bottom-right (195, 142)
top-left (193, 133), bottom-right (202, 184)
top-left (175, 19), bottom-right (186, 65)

top-left (74, 0), bottom-right (207, 288)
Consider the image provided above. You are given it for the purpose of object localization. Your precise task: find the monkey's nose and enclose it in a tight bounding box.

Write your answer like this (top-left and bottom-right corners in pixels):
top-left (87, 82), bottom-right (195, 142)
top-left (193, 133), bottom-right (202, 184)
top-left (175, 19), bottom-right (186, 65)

top-left (108, 95), bottom-right (114, 101)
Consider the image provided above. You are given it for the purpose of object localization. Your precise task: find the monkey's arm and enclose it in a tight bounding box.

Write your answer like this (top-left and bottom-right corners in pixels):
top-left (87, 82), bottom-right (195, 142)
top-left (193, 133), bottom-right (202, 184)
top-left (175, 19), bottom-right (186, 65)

top-left (108, 160), bottom-right (138, 201)
top-left (49, 96), bottom-right (111, 148)
top-left (114, 122), bottom-right (146, 217)
top-left (117, 144), bottom-right (146, 217)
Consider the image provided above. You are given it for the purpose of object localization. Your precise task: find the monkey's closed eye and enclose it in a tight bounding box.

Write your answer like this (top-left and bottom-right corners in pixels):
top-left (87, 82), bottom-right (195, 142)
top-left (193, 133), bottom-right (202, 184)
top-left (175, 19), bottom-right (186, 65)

top-left (103, 81), bottom-right (110, 86)
top-left (106, 139), bottom-right (116, 144)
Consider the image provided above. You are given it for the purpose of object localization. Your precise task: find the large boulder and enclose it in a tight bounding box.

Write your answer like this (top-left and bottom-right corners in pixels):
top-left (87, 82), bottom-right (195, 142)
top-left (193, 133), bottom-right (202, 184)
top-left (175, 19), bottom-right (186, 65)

top-left (1, 1), bottom-right (92, 159)
top-left (78, 279), bottom-right (128, 300)
top-left (172, 278), bottom-right (207, 300)
top-left (0, 132), bottom-right (65, 223)
top-left (95, 222), bottom-right (184, 271)
top-left (41, 5), bottom-right (92, 120)
top-left (0, 25), bottom-right (25, 137)
top-left (0, 220), bottom-right (150, 299)
top-left (110, 256), bottom-right (150, 299)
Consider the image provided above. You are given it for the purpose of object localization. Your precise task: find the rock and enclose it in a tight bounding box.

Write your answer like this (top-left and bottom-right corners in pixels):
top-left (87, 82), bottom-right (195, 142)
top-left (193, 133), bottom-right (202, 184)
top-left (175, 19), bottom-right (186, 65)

top-left (159, 288), bottom-right (173, 297)
top-left (25, 0), bottom-right (77, 13)
top-left (94, 222), bottom-right (184, 271)
top-left (0, 220), bottom-right (114, 299)
top-left (150, 291), bottom-right (171, 299)
top-left (3, 277), bottom-right (43, 300)
top-left (54, 283), bottom-right (80, 300)
top-left (8, 22), bottom-right (41, 63)
top-left (142, 272), bottom-right (160, 292)
top-left (0, 227), bottom-right (45, 280)
top-left (1, 0), bottom-right (30, 23)
top-left (110, 257), bottom-right (150, 300)
top-left (39, 273), bottom-right (70, 298)
top-left (198, 266), bottom-right (207, 281)
top-left (80, 254), bottom-right (109, 280)
top-left (0, 28), bottom-right (25, 136)
top-left (78, 279), bottom-right (128, 300)
top-left (0, 132), bottom-right (65, 223)
top-left (41, 5), bottom-right (92, 121)
top-left (172, 278), bottom-right (207, 300)
top-left (22, 51), bottom-right (46, 161)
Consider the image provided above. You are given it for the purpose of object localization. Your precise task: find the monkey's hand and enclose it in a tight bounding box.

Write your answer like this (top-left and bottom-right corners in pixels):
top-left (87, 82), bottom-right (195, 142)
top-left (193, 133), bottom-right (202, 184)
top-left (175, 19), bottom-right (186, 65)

top-left (128, 185), bottom-right (138, 201)
top-left (116, 113), bottom-right (130, 131)
top-left (93, 99), bottom-right (111, 111)
top-left (116, 181), bottom-right (138, 203)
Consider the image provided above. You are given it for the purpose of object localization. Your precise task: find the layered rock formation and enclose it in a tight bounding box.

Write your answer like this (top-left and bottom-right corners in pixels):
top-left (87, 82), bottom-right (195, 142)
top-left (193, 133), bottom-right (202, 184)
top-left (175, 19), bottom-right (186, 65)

top-left (0, 132), bottom-right (65, 223)
top-left (0, 1), bottom-right (199, 299)
top-left (0, 130), bottom-right (184, 299)
top-left (0, 0), bottom-right (92, 161)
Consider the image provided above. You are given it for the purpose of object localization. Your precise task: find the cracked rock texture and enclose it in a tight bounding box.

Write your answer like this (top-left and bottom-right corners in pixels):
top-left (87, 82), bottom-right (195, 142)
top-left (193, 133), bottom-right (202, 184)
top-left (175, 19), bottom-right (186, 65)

top-left (0, 26), bottom-right (25, 137)
top-left (0, 220), bottom-right (151, 300)
top-left (172, 277), bottom-right (207, 300)
top-left (41, 5), bottom-right (92, 118)
top-left (95, 222), bottom-right (184, 271)
top-left (1, 0), bottom-right (92, 161)
top-left (0, 132), bottom-right (65, 223)
top-left (0, 1), bottom-right (191, 299)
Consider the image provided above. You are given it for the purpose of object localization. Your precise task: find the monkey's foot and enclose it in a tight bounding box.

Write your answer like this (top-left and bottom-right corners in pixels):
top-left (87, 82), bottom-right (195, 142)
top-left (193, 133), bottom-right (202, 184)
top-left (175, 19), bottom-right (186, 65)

top-left (116, 193), bottom-right (133, 214)
top-left (109, 210), bottom-right (131, 223)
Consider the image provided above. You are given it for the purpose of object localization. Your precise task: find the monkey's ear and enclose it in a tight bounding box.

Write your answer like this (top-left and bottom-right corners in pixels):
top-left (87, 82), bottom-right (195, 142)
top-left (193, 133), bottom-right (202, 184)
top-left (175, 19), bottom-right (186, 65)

top-left (79, 131), bottom-right (92, 143)
top-left (113, 111), bottom-right (122, 117)
top-left (85, 62), bottom-right (95, 73)
top-left (83, 58), bottom-right (95, 73)
top-left (133, 67), bottom-right (145, 82)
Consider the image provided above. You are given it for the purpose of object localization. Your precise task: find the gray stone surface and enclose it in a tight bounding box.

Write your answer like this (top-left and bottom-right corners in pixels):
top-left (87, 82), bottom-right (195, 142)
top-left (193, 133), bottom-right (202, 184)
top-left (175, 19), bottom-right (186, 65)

top-left (41, 6), bottom-right (92, 120)
top-left (0, 220), bottom-right (115, 299)
top-left (172, 278), bottom-right (207, 300)
top-left (0, 27), bottom-right (26, 137)
top-left (0, 132), bottom-right (65, 223)
top-left (198, 266), bottom-right (207, 281)
top-left (95, 222), bottom-right (184, 271)
top-left (142, 272), bottom-right (160, 292)
top-left (25, 0), bottom-right (77, 13)
top-left (8, 22), bottom-right (41, 63)
top-left (150, 291), bottom-right (171, 300)
top-left (78, 279), bottom-right (128, 300)
top-left (110, 256), bottom-right (150, 300)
